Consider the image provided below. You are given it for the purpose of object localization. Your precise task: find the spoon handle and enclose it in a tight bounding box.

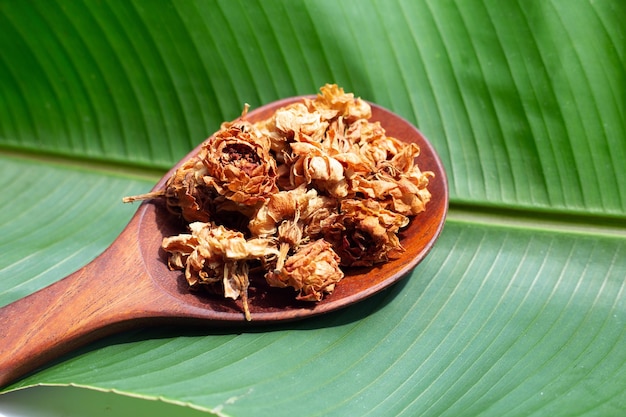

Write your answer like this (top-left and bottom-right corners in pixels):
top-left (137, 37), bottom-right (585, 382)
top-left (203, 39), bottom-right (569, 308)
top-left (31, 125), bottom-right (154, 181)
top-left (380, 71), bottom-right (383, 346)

top-left (0, 223), bottom-right (159, 388)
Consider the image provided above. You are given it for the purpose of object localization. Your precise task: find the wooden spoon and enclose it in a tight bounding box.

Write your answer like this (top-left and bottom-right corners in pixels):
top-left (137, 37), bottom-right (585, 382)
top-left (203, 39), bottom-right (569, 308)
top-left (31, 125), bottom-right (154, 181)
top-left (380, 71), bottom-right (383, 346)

top-left (0, 97), bottom-right (448, 388)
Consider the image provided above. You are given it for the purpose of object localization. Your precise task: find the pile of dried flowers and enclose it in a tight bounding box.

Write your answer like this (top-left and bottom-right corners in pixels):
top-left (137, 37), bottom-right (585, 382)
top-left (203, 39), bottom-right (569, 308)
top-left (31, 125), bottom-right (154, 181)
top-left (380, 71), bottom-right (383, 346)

top-left (124, 84), bottom-right (433, 320)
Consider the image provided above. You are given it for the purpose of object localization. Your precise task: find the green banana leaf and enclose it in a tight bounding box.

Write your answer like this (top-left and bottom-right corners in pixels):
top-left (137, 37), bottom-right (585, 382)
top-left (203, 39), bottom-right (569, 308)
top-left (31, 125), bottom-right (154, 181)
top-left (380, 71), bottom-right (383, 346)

top-left (1, 0), bottom-right (625, 416)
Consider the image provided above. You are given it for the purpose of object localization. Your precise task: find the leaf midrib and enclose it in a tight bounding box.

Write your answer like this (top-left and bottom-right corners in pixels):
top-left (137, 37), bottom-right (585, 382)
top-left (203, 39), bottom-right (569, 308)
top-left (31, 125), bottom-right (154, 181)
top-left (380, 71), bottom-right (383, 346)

top-left (0, 147), bottom-right (167, 182)
top-left (449, 204), bottom-right (626, 239)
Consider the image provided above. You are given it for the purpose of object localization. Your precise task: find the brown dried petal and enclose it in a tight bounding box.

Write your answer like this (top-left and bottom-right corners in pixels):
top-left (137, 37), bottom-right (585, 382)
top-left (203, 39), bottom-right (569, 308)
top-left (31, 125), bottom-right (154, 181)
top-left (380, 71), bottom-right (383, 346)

top-left (321, 199), bottom-right (409, 267)
top-left (266, 239), bottom-right (344, 301)
top-left (388, 170), bottom-right (433, 215)
top-left (305, 84), bottom-right (372, 123)
top-left (352, 168), bottom-right (433, 216)
top-left (288, 142), bottom-right (349, 198)
top-left (161, 233), bottom-right (197, 272)
top-left (248, 186), bottom-right (337, 243)
top-left (249, 186), bottom-right (312, 237)
top-left (161, 153), bottom-right (215, 222)
top-left (299, 195), bottom-right (338, 237)
top-left (162, 222), bottom-right (278, 319)
top-left (186, 222), bottom-right (278, 260)
top-left (274, 102), bottom-right (329, 142)
top-left (202, 120), bottom-right (278, 205)
top-left (223, 261), bottom-right (252, 320)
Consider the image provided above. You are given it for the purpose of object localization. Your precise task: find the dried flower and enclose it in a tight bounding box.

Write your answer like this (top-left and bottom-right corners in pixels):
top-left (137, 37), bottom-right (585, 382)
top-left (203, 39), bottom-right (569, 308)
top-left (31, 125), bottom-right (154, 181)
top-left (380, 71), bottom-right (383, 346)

top-left (249, 186), bottom-right (313, 238)
top-left (266, 239), bottom-right (344, 301)
top-left (202, 119), bottom-right (278, 206)
top-left (249, 186), bottom-right (337, 238)
top-left (304, 84), bottom-right (372, 123)
top-left (320, 199), bottom-right (409, 267)
top-left (162, 222), bottom-right (278, 320)
top-left (274, 102), bottom-right (329, 142)
top-left (352, 170), bottom-right (433, 216)
top-left (287, 141), bottom-right (349, 198)
top-left (122, 154), bottom-right (216, 223)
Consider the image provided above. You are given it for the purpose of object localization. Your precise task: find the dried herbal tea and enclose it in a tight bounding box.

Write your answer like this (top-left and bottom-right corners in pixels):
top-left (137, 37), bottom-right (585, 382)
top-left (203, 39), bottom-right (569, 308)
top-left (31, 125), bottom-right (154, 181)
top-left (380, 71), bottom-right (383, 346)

top-left (124, 84), bottom-right (433, 320)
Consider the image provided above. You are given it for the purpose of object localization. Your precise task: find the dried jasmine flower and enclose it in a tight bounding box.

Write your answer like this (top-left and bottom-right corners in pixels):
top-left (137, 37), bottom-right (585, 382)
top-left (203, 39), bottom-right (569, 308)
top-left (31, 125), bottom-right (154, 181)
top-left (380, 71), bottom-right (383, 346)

top-left (249, 186), bottom-right (315, 238)
top-left (288, 141), bottom-right (349, 198)
top-left (249, 186), bottom-right (339, 279)
top-left (123, 84), bottom-right (433, 320)
top-left (320, 199), bottom-right (409, 267)
top-left (202, 118), bottom-right (278, 206)
top-left (265, 239), bottom-right (344, 301)
top-left (304, 84), bottom-right (372, 123)
top-left (122, 154), bottom-right (216, 223)
top-left (353, 169), bottom-right (433, 217)
top-left (272, 102), bottom-right (329, 142)
top-left (162, 222), bottom-right (278, 320)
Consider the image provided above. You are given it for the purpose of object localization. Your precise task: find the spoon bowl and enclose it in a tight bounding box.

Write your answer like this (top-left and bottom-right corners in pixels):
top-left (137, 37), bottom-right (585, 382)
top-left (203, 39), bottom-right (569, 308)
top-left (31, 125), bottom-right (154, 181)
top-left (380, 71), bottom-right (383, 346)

top-left (0, 96), bottom-right (447, 388)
